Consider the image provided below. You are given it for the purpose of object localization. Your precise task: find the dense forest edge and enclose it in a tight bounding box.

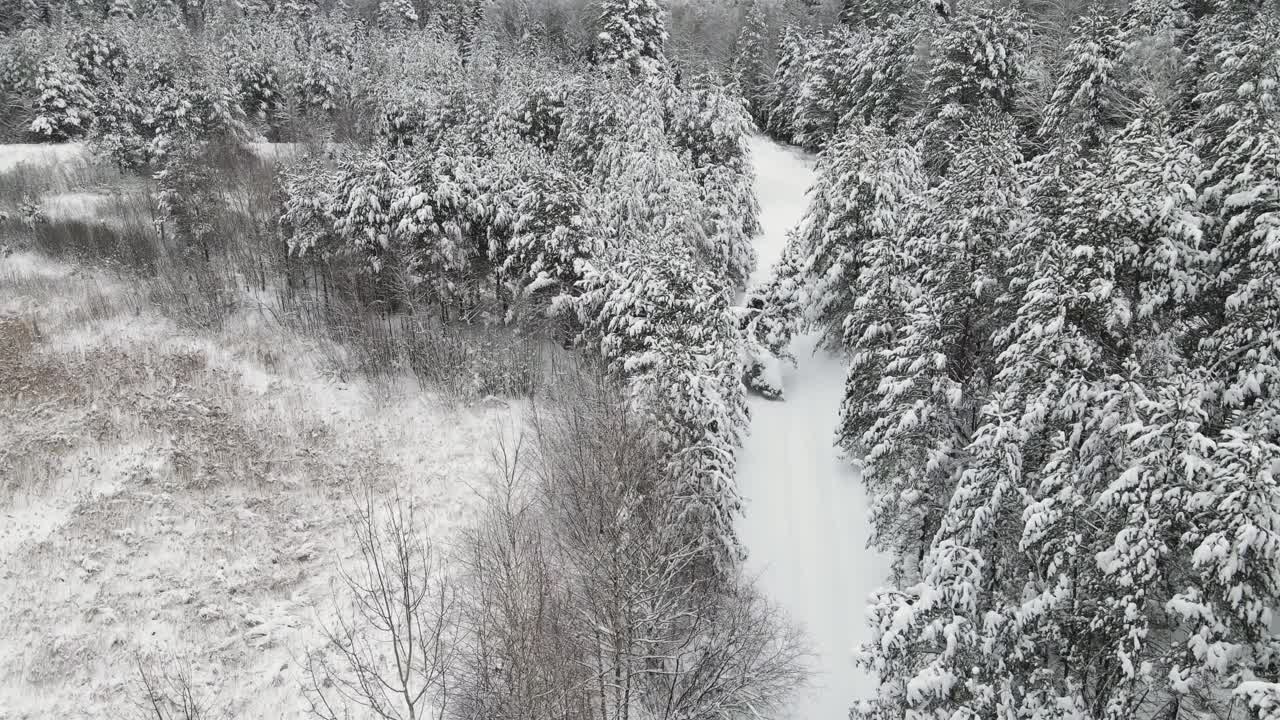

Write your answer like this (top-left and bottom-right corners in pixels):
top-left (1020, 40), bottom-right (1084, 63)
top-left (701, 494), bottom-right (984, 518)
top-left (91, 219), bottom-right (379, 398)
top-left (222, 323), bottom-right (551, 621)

top-left (2, 0), bottom-right (1280, 717)
top-left (750, 1), bottom-right (1280, 718)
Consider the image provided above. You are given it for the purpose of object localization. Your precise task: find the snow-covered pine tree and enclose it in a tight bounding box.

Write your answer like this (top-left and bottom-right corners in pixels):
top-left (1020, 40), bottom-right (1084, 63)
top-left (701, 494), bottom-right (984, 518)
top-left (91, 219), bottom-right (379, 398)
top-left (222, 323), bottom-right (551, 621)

top-left (765, 26), bottom-right (806, 141)
top-left (280, 156), bottom-right (341, 259)
top-left (379, 94), bottom-right (428, 149)
top-left (277, 0), bottom-right (319, 22)
top-left (68, 29), bottom-right (128, 88)
top-left (595, 0), bottom-right (668, 76)
top-left (373, 146), bottom-right (527, 316)
top-left (1190, 2), bottom-right (1280, 413)
top-left (328, 151), bottom-right (401, 273)
top-left (17, 0), bottom-right (53, 28)
top-left (511, 83), bottom-right (567, 152)
top-left (696, 160), bottom-right (758, 290)
top-left (65, 0), bottom-right (96, 21)
top-left (377, 0), bottom-right (418, 30)
top-left (838, 0), bottom-right (858, 25)
top-left (840, 0), bottom-right (898, 27)
top-left (296, 14), bottom-right (359, 117)
top-left (764, 3), bottom-right (1280, 718)
top-left (0, 0), bottom-right (25, 31)
top-left (1040, 10), bottom-right (1134, 148)
top-left (856, 106), bottom-right (1212, 720)
top-left (146, 0), bottom-right (183, 24)
top-left (839, 14), bottom-right (921, 134)
top-left (790, 27), bottom-right (861, 150)
top-left (564, 96), bottom-right (754, 575)
top-left (663, 81), bottom-right (760, 287)
top-left (917, 2), bottom-right (1027, 172)
top-left (433, 0), bottom-right (488, 63)
top-left (797, 122), bottom-right (924, 353)
top-left (855, 41), bottom-right (1277, 709)
top-left (1171, 10), bottom-right (1280, 705)
top-left (741, 233), bottom-right (809, 398)
top-left (154, 141), bottom-right (221, 259)
top-left (560, 78), bottom-right (651, 173)
top-left (842, 109), bottom-right (1025, 570)
top-left (587, 88), bottom-right (704, 243)
top-left (29, 61), bottom-right (94, 140)
top-left (107, 0), bottom-right (135, 19)
top-left (224, 32), bottom-right (284, 128)
top-left (731, 0), bottom-right (771, 127)
top-left (500, 155), bottom-right (594, 309)
top-left (145, 62), bottom-right (246, 162)
top-left (233, 0), bottom-right (272, 16)
top-left (790, 15), bottom-right (919, 150)
top-left (574, 239), bottom-right (749, 576)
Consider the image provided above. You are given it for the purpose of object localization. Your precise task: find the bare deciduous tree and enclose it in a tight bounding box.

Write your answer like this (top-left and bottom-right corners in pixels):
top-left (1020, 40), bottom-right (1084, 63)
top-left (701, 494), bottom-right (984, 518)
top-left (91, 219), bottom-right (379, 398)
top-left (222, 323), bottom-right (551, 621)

top-left (530, 375), bottom-right (812, 720)
top-left (451, 368), bottom-right (811, 720)
top-left (132, 652), bottom-right (220, 720)
top-left (451, 431), bottom-right (596, 720)
top-left (304, 488), bottom-right (458, 720)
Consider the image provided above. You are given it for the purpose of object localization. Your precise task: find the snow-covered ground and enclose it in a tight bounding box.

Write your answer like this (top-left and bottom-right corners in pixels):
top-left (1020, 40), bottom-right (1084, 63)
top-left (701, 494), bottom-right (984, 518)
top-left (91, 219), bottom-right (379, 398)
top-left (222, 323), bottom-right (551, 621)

top-left (0, 251), bottom-right (511, 718)
top-left (739, 137), bottom-right (890, 719)
top-left (0, 143), bottom-right (86, 174)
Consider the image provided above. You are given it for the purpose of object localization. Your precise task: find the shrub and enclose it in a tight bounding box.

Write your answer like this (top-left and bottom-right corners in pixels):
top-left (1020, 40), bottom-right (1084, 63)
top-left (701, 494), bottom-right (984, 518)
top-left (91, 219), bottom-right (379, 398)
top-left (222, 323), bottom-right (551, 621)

top-left (29, 61), bottom-right (95, 141)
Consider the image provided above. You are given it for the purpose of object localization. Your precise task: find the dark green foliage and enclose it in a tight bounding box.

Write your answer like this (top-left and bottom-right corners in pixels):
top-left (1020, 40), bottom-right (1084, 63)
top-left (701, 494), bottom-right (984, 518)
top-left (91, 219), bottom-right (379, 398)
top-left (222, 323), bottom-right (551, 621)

top-left (29, 61), bottom-right (94, 140)
top-left (68, 29), bottom-right (128, 87)
top-left (731, 0), bottom-right (771, 126)
top-left (229, 56), bottom-right (283, 126)
top-left (511, 84), bottom-right (567, 152)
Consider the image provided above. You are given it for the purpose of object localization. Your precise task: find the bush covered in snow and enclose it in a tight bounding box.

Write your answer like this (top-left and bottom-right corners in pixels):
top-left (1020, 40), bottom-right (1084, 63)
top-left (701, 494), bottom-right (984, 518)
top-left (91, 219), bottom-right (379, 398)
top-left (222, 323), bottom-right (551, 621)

top-left (29, 60), bottom-right (94, 140)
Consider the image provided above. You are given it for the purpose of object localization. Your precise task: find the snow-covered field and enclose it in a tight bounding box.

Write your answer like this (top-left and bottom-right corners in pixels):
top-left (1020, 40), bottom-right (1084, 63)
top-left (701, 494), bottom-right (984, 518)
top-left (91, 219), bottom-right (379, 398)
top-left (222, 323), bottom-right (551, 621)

top-left (0, 143), bottom-right (86, 174)
top-left (739, 137), bottom-right (890, 719)
top-left (0, 250), bottom-right (511, 718)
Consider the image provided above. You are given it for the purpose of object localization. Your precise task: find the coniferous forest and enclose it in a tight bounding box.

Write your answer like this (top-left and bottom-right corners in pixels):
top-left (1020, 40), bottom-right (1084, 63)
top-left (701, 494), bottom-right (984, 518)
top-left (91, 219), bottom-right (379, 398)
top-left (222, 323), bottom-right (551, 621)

top-left (0, 0), bottom-right (1278, 718)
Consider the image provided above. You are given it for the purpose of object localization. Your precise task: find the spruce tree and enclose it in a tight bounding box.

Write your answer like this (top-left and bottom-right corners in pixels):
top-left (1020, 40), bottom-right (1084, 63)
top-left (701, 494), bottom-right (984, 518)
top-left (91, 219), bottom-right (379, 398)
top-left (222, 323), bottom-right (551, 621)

top-left (107, 0), bottom-right (134, 19)
top-left (596, 0), bottom-right (668, 76)
top-left (743, 234), bottom-right (809, 397)
top-left (731, 0), bottom-right (771, 127)
top-left (790, 18), bottom-right (918, 149)
top-left (68, 29), bottom-right (128, 87)
top-left (377, 0), bottom-right (418, 30)
top-left (501, 157), bottom-right (592, 304)
top-left (765, 26), bottom-right (806, 141)
top-left (797, 122), bottom-right (925, 354)
top-left (575, 239), bottom-right (749, 575)
top-left (856, 105), bottom-right (1223, 720)
top-left (1040, 10), bottom-right (1133, 148)
top-left (917, 2), bottom-right (1028, 171)
top-left (29, 61), bottom-right (94, 140)
top-left (435, 0), bottom-right (488, 62)
top-left (845, 111), bottom-right (1025, 567)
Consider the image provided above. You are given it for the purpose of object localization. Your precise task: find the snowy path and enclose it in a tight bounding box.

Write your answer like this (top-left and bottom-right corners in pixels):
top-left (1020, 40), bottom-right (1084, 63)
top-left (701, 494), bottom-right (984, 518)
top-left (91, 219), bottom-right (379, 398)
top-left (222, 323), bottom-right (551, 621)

top-left (738, 137), bottom-right (889, 719)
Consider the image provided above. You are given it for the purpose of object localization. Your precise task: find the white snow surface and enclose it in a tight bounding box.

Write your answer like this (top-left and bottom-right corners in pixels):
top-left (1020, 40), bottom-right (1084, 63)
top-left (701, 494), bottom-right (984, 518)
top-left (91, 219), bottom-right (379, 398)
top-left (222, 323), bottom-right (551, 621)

top-left (0, 143), bottom-right (86, 173)
top-left (739, 137), bottom-right (890, 719)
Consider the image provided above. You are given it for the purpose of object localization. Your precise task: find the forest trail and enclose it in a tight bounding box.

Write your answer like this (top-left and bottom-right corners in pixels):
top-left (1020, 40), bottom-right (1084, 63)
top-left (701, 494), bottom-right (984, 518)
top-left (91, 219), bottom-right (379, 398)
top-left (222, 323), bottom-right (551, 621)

top-left (738, 137), bottom-right (890, 719)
